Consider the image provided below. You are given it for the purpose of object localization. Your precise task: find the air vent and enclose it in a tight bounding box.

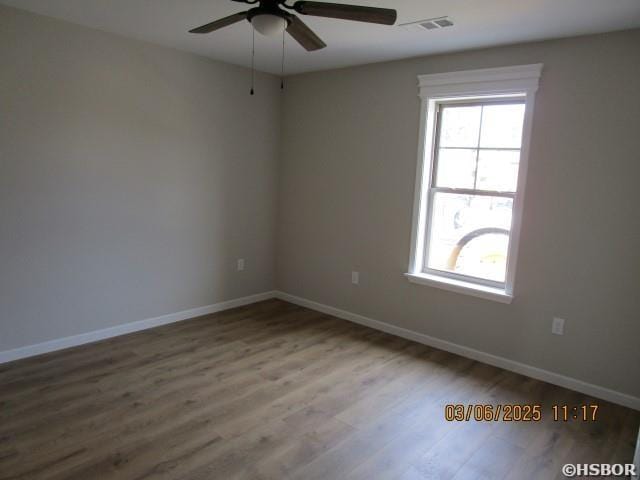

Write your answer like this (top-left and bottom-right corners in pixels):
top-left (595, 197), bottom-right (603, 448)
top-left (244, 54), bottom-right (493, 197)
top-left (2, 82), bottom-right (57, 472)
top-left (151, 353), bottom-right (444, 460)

top-left (400, 16), bottom-right (455, 32)
top-left (434, 18), bottom-right (454, 27)
top-left (420, 21), bottom-right (440, 30)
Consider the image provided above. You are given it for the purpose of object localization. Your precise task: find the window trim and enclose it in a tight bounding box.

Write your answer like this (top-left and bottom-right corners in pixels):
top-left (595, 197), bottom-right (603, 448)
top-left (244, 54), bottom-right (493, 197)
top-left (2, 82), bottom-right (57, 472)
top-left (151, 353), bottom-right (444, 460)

top-left (407, 64), bottom-right (543, 303)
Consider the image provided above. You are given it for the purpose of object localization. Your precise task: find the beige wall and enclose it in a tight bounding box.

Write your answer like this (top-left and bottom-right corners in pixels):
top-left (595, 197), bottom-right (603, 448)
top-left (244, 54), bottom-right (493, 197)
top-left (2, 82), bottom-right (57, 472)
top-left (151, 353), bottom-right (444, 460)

top-left (0, 6), bottom-right (281, 350)
top-left (277, 29), bottom-right (640, 398)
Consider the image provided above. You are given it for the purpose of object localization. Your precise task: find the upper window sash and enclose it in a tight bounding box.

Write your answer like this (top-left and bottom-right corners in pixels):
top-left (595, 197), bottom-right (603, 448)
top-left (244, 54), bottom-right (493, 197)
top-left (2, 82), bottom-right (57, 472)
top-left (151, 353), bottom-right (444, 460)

top-left (431, 99), bottom-right (526, 195)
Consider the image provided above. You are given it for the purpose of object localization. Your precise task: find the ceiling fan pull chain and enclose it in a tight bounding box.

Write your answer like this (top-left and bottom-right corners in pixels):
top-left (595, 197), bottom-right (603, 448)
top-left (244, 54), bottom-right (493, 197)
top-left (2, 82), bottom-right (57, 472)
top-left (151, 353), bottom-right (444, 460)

top-left (281, 29), bottom-right (285, 90)
top-left (250, 26), bottom-right (255, 95)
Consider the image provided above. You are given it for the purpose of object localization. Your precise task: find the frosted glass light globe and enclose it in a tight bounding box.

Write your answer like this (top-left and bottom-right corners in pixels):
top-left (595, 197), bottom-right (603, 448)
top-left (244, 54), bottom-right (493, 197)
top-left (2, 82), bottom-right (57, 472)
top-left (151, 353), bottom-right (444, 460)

top-left (251, 14), bottom-right (288, 36)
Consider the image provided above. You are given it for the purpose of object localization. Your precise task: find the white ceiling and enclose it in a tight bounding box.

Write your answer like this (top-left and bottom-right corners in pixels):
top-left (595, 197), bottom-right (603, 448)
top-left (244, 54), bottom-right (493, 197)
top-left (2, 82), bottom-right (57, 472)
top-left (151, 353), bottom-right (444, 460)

top-left (3, 0), bottom-right (640, 75)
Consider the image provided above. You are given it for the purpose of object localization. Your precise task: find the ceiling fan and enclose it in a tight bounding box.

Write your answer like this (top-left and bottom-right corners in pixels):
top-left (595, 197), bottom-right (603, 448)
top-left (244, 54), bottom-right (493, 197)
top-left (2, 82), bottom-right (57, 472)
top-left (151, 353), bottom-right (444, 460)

top-left (189, 0), bottom-right (398, 51)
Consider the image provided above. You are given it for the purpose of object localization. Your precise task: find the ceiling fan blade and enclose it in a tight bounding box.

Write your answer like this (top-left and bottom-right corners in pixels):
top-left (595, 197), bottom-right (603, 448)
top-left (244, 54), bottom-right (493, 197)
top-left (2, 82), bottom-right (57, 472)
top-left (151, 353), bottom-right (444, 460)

top-left (287, 15), bottom-right (327, 51)
top-left (189, 11), bottom-right (248, 34)
top-left (293, 1), bottom-right (397, 25)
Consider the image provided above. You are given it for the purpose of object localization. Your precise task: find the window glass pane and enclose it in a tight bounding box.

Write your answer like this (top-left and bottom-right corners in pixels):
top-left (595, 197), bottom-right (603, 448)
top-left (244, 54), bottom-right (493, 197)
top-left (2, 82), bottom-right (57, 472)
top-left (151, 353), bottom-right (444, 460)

top-left (479, 103), bottom-right (525, 148)
top-left (476, 150), bottom-right (520, 192)
top-left (439, 105), bottom-right (482, 148)
top-left (435, 148), bottom-right (476, 189)
top-left (427, 193), bottom-right (513, 282)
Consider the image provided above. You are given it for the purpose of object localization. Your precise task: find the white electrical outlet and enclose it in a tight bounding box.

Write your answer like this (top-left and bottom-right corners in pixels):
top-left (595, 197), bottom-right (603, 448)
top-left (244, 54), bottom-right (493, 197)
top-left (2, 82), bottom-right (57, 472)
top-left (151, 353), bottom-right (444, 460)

top-left (552, 317), bottom-right (565, 336)
top-left (351, 271), bottom-right (360, 285)
top-left (237, 259), bottom-right (245, 271)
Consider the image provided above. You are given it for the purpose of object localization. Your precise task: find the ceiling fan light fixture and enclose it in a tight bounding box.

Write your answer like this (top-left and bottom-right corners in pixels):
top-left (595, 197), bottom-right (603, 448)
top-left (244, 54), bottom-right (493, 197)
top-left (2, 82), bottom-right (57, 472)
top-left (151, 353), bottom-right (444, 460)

top-left (251, 13), bottom-right (288, 37)
top-left (190, 1), bottom-right (397, 52)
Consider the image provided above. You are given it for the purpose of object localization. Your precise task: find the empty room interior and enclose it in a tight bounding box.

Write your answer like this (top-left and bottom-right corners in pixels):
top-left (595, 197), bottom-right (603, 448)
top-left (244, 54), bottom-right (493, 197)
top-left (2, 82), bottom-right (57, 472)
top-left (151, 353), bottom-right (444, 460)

top-left (1, 1), bottom-right (640, 479)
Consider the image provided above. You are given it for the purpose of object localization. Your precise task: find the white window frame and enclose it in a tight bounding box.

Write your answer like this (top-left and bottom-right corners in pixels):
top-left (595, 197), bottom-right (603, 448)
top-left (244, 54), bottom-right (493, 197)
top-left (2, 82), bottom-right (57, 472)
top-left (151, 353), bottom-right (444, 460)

top-left (406, 64), bottom-right (542, 304)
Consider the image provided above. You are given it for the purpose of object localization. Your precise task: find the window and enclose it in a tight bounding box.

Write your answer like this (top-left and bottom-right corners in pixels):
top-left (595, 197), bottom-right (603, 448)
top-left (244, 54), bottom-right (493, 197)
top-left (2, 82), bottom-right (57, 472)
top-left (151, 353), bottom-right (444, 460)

top-left (407, 65), bottom-right (542, 303)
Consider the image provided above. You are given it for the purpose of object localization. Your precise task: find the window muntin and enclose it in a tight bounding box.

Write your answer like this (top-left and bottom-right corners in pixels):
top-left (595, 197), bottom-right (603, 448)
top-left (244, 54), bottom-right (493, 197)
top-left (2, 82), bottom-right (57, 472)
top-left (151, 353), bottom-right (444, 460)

top-left (424, 99), bottom-right (526, 285)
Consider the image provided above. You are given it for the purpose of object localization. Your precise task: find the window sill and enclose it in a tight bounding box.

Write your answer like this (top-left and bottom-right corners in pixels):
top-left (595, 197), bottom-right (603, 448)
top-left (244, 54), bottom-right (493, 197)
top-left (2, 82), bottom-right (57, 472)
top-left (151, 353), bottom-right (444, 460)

top-left (404, 272), bottom-right (513, 304)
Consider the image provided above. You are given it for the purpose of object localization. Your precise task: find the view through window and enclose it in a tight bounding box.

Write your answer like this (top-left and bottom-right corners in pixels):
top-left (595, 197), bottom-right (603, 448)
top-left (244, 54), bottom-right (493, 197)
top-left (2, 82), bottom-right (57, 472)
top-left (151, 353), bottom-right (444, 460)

top-left (425, 100), bottom-right (526, 284)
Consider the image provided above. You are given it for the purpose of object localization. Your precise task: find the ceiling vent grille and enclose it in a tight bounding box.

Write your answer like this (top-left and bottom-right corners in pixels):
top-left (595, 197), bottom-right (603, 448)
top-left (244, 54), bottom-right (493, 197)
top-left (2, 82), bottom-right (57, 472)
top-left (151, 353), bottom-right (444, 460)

top-left (400, 16), bottom-right (454, 32)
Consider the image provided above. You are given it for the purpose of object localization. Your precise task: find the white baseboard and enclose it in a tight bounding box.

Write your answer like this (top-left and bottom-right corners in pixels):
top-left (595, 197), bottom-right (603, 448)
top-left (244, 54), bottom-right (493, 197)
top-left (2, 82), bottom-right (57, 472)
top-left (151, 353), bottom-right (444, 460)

top-left (275, 291), bottom-right (640, 411)
top-left (0, 291), bottom-right (277, 365)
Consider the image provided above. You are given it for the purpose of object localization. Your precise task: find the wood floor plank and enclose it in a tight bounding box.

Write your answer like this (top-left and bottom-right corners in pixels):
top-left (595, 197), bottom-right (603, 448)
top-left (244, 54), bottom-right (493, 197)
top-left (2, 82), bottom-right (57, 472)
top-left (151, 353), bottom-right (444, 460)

top-left (1, 299), bottom-right (638, 480)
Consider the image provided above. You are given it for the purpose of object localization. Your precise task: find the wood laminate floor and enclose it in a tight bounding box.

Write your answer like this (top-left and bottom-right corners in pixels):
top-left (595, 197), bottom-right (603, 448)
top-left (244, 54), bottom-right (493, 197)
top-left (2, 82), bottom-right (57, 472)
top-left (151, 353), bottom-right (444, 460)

top-left (1, 299), bottom-right (638, 479)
